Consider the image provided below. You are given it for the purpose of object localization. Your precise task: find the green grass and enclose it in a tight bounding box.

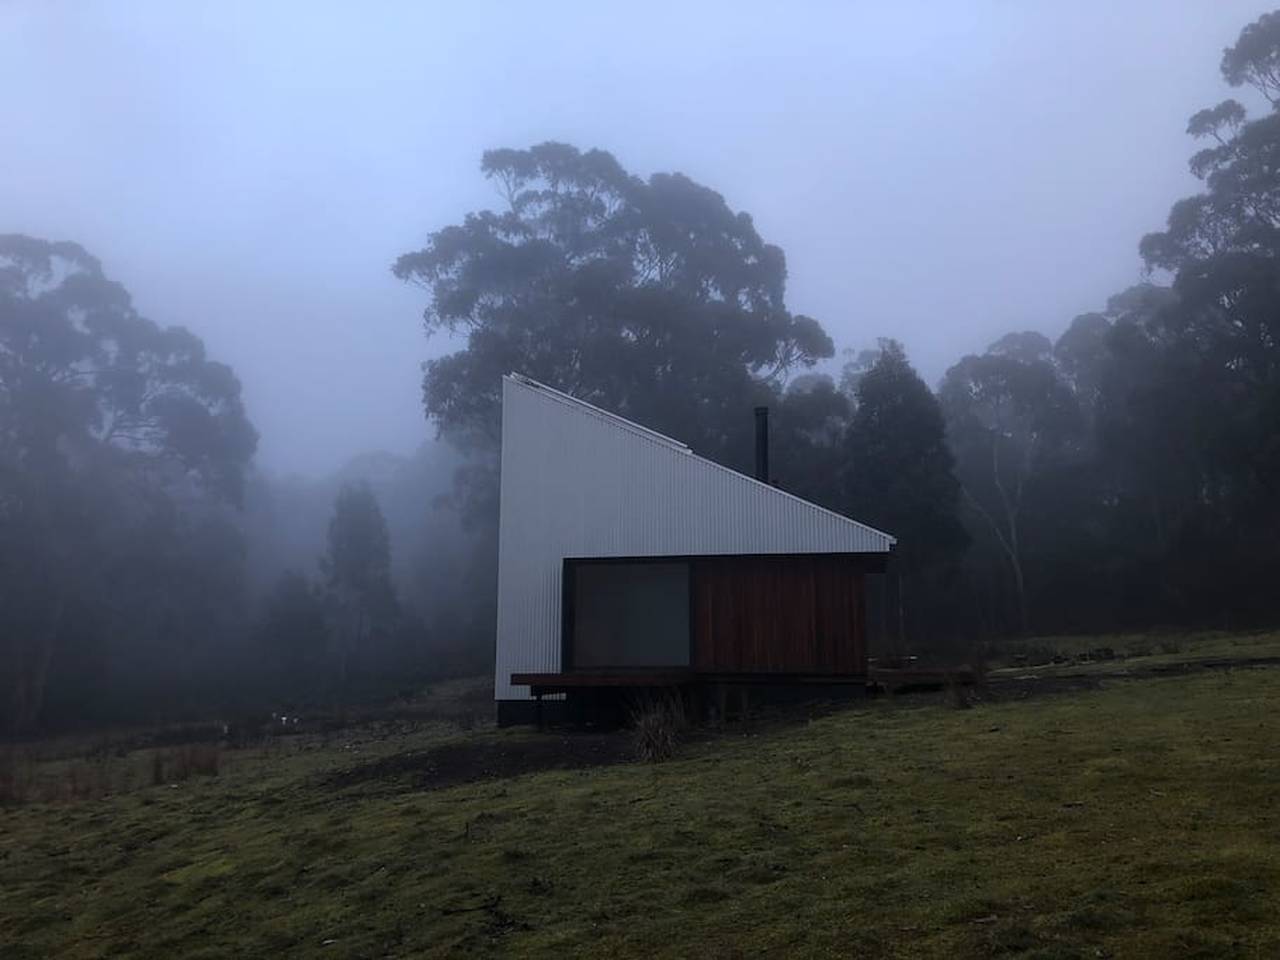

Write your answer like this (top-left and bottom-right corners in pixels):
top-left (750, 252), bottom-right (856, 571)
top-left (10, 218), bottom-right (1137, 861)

top-left (3, 657), bottom-right (1279, 958)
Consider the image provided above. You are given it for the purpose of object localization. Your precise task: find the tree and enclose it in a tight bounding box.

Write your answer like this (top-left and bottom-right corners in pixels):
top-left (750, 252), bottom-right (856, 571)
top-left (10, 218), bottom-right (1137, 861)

top-left (1052, 311), bottom-right (1112, 421)
top-left (837, 346), bottom-right (882, 401)
top-left (322, 482), bottom-right (397, 686)
top-left (0, 235), bottom-right (257, 502)
top-left (258, 571), bottom-right (328, 698)
top-left (768, 373), bottom-right (852, 508)
top-left (393, 142), bottom-right (833, 486)
top-left (940, 335), bottom-right (1082, 635)
top-left (838, 341), bottom-right (969, 646)
top-left (1139, 12), bottom-right (1280, 398)
top-left (1129, 9), bottom-right (1280, 625)
top-left (1220, 10), bottom-right (1280, 105)
top-left (0, 235), bottom-right (256, 732)
top-left (844, 341), bottom-right (967, 574)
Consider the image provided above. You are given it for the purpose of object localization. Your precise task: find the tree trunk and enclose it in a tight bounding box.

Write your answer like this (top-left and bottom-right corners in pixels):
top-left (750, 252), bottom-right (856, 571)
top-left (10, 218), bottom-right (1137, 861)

top-left (962, 475), bottom-right (1030, 637)
top-left (6, 593), bottom-right (64, 734)
top-left (1008, 552), bottom-right (1029, 637)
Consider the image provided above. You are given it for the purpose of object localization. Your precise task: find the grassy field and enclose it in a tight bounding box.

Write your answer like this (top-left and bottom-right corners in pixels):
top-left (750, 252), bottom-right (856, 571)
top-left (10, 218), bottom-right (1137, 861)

top-left (3, 636), bottom-right (1280, 958)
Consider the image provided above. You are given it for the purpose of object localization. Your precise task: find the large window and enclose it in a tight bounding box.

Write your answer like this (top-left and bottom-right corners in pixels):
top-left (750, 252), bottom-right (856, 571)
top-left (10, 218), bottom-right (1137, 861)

top-left (568, 561), bottom-right (690, 668)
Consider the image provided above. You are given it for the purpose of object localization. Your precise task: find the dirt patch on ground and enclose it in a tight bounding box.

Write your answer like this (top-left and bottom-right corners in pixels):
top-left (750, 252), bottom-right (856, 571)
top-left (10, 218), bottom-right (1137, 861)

top-left (987, 655), bottom-right (1280, 690)
top-left (982, 674), bottom-right (1104, 701)
top-left (1117, 655), bottom-right (1280, 677)
top-left (324, 731), bottom-right (634, 792)
top-left (974, 654), bottom-right (1280, 705)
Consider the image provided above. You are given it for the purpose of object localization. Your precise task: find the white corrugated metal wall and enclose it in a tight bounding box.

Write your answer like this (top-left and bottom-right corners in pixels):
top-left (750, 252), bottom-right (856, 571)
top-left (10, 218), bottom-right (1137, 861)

top-left (494, 374), bottom-right (895, 701)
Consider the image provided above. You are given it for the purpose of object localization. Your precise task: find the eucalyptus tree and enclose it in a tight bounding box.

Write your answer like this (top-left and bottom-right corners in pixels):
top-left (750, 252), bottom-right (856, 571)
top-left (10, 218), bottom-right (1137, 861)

top-left (0, 235), bottom-right (256, 731)
top-left (394, 142), bottom-right (834, 496)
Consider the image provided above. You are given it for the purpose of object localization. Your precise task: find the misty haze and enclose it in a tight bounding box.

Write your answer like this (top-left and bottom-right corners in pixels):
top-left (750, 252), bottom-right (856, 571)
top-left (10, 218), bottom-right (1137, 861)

top-left (4, 4), bottom-right (1280, 958)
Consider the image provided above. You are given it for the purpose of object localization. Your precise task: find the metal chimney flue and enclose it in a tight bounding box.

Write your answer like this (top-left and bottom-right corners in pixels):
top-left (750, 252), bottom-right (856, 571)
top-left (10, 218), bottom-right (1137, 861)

top-left (754, 405), bottom-right (770, 483)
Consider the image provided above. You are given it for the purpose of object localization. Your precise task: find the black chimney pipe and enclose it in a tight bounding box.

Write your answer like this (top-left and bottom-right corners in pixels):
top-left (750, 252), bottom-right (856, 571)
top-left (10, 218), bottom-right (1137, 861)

top-left (754, 405), bottom-right (769, 483)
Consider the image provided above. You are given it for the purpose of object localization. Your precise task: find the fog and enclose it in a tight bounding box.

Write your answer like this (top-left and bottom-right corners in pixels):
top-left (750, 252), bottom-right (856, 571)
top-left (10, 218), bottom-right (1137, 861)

top-left (2, 1), bottom-right (1267, 475)
top-left (8, 2), bottom-right (1280, 737)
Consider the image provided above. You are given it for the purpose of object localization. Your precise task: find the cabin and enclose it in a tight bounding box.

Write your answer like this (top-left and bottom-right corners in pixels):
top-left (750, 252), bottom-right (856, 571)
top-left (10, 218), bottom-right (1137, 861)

top-left (494, 374), bottom-right (896, 725)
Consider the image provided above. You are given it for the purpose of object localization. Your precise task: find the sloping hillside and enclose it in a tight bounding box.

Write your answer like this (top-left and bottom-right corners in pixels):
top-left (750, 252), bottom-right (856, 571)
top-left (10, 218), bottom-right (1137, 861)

top-left (3, 641), bottom-right (1280, 959)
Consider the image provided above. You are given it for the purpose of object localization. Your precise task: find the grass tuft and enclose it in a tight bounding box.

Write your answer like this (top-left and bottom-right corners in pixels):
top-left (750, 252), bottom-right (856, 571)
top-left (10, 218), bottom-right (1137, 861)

top-left (0, 747), bottom-right (35, 805)
top-left (629, 694), bottom-right (686, 763)
top-left (150, 743), bottom-right (220, 786)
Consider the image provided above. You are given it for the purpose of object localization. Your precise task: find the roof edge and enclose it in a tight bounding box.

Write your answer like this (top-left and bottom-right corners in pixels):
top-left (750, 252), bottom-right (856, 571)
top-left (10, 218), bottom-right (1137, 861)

top-left (506, 374), bottom-right (692, 453)
top-left (505, 372), bottom-right (897, 547)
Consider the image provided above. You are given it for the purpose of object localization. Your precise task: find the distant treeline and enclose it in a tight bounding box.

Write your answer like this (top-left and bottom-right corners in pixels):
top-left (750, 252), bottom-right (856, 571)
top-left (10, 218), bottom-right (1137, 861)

top-left (4, 10), bottom-right (1280, 733)
top-left (0, 235), bottom-right (489, 733)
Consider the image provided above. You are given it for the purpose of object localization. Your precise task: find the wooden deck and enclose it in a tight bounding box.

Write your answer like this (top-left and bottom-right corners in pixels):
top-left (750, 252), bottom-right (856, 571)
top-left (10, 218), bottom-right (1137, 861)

top-left (511, 670), bottom-right (695, 693)
top-left (868, 666), bottom-right (976, 691)
top-left (510, 670), bottom-right (876, 697)
top-left (512, 667), bottom-right (974, 695)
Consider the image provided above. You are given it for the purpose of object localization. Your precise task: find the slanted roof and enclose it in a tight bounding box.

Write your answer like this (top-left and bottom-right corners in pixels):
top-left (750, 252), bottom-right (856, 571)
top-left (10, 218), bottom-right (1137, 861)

top-left (500, 373), bottom-right (895, 556)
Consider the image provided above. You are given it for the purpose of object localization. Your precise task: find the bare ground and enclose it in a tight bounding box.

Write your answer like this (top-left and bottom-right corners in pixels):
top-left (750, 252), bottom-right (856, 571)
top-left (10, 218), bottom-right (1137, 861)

top-left (323, 731), bottom-right (635, 791)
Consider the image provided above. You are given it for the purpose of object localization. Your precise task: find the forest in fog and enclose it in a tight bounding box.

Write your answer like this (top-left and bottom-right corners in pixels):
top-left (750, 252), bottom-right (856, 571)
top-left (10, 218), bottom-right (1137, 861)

top-left (5, 11), bottom-right (1280, 733)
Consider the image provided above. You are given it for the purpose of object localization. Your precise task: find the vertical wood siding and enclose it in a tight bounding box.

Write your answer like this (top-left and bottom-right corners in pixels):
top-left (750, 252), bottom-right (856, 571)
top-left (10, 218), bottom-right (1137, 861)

top-left (692, 557), bottom-right (866, 675)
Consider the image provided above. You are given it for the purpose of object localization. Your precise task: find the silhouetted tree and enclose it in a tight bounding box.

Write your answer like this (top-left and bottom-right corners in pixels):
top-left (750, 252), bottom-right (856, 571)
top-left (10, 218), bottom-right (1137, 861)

top-left (322, 482), bottom-right (397, 686)
top-left (394, 141), bottom-right (833, 493)
top-left (1124, 9), bottom-right (1280, 625)
top-left (0, 235), bottom-right (256, 732)
top-left (259, 571), bottom-right (328, 696)
top-left (944, 6), bottom-right (1280, 636)
top-left (940, 335), bottom-right (1083, 634)
top-left (845, 341), bottom-right (967, 572)
top-left (836, 341), bottom-right (968, 646)
top-left (769, 373), bottom-right (852, 507)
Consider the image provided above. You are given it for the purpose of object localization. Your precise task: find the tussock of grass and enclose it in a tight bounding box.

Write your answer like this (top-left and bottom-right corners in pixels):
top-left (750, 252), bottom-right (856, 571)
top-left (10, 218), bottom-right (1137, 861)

top-left (2, 648), bottom-right (1280, 958)
top-left (629, 694), bottom-right (687, 763)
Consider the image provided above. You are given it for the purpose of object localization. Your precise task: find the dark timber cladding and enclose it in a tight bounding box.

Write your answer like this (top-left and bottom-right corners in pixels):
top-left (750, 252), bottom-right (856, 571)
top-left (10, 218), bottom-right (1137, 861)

top-left (693, 555), bottom-right (868, 674)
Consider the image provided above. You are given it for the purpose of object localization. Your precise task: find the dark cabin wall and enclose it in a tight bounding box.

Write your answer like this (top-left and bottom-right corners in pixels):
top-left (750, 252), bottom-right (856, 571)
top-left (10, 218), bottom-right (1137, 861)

top-left (692, 556), bottom-right (867, 675)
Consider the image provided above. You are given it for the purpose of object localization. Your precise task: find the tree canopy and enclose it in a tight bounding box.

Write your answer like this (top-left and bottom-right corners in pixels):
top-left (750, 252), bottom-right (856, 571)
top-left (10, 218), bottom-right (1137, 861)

top-left (321, 482), bottom-right (398, 687)
top-left (843, 342), bottom-right (966, 571)
top-left (1, 235), bottom-right (257, 731)
top-left (394, 142), bottom-right (832, 470)
top-left (0, 235), bottom-right (257, 503)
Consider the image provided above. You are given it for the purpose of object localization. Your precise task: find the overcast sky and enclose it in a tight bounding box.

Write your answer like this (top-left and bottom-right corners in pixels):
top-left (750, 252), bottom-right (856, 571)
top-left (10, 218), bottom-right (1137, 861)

top-left (2, 2), bottom-right (1271, 475)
